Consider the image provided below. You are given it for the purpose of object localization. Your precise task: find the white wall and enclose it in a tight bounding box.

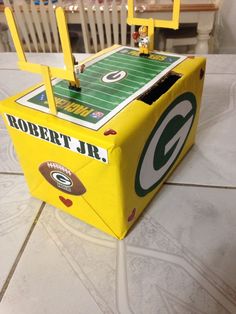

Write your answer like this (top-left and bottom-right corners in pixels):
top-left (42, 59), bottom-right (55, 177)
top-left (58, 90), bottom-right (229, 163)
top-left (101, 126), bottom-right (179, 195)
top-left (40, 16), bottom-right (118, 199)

top-left (218, 0), bottom-right (236, 53)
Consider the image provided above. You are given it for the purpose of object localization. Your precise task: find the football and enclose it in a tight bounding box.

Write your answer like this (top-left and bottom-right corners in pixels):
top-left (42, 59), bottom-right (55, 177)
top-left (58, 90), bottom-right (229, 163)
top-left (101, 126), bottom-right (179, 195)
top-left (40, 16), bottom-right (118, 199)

top-left (39, 161), bottom-right (86, 196)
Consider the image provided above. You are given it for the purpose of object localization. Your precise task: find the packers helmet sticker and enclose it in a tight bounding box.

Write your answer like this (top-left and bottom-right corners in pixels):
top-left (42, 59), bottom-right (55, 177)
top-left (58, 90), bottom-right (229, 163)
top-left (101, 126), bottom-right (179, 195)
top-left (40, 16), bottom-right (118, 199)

top-left (135, 92), bottom-right (197, 197)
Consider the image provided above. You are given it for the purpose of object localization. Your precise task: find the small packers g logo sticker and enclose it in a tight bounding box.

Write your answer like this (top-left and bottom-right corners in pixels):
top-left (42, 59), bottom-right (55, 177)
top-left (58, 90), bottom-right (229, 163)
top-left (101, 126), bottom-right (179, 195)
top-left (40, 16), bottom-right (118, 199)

top-left (135, 92), bottom-right (197, 196)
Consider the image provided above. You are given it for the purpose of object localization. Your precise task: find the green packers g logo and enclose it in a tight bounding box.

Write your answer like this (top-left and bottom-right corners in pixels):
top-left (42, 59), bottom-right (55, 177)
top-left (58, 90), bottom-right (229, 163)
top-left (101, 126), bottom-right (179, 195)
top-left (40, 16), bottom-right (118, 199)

top-left (135, 92), bottom-right (197, 197)
top-left (102, 70), bottom-right (127, 83)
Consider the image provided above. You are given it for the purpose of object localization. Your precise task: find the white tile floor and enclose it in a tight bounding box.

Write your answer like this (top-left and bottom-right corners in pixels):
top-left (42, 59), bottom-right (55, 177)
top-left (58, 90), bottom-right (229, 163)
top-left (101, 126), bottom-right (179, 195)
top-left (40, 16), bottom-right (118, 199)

top-left (0, 53), bottom-right (236, 314)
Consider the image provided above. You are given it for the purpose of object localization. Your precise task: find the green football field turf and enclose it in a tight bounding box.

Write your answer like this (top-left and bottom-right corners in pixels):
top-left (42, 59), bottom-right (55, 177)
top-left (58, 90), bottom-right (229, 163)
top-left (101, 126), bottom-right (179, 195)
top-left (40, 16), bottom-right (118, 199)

top-left (54, 48), bottom-right (179, 111)
top-left (21, 47), bottom-right (184, 129)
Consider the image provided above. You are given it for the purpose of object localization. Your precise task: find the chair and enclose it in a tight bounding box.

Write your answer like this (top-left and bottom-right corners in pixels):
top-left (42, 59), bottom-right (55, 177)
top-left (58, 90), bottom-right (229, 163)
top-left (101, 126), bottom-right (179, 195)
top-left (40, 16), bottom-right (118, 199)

top-left (3, 0), bottom-right (62, 52)
top-left (0, 22), bottom-right (11, 52)
top-left (158, 23), bottom-right (198, 54)
top-left (3, 0), bottom-right (135, 53)
top-left (77, 0), bottom-right (135, 53)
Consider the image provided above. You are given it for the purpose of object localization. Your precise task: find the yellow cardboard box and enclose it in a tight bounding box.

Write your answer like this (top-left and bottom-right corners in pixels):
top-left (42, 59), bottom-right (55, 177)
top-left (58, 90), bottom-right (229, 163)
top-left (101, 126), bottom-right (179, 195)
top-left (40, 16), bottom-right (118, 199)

top-left (0, 46), bottom-right (205, 239)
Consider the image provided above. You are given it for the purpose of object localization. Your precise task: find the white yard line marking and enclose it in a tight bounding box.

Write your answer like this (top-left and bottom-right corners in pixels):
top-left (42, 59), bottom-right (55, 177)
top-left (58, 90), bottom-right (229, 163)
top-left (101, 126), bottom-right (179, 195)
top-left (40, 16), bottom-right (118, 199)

top-left (83, 67), bottom-right (105, 76)
top-left (56, 85), bottom-right (118, 106)
top-left (106, 55), bottom-right (159, 73)
top-left (101, 59), bottom-right (156, 77)
top-left (90, 65), bottom-right (147, 85)
top-left (85, 67), bottom-right (144, 86)
top-left (93, 63), bottom-right (151, 80)
top-left (54, 89), bottom-right (111, 112)
top-left (58, 81), bottom-right (124, 100)
top-left (123, 77), bottom-right (144, 85)
top-left (109, 80), bottom-right (138, 89)
top-left (80, 76), bottom-right (132, 95)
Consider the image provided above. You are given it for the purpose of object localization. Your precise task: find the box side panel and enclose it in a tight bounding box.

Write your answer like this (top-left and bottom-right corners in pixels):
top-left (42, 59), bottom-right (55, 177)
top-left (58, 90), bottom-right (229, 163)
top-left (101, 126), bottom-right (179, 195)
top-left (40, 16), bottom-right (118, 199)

top-left (0, 107), bottom-right (126, 239)
top-left (117, 57), bottom-right (206, 236)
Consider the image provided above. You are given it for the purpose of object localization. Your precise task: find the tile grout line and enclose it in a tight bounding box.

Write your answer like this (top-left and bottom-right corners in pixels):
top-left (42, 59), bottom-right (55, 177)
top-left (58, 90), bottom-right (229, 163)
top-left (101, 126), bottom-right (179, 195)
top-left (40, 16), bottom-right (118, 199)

top-left (0, 202), bottom-right (46, 303)
top-left (165, 182), bottom-right (236, 190)
top-left (0, 69), bottom-right (19, 71)
top-left (0, 172), bottom-right (24, 176)
top-left (206, 73), bottom-right (236, 75)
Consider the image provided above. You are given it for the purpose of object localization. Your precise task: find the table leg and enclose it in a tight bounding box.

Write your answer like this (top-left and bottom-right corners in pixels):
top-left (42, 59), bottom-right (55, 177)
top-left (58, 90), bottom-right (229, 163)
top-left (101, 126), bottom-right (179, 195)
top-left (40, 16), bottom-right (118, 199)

top-left (0, 38), bottom-right (5, 52)
top-left (0, 25), bottom-right (6, 52)
top-left (195, 11), bottom-right (215, 54)
top-left (0, 23), bottom-right (11, 52)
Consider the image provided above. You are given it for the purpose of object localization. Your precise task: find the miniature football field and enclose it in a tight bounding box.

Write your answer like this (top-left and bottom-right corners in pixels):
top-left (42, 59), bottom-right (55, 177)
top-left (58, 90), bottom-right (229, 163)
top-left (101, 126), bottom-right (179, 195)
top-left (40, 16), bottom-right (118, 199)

top-left (17, 46), bottom-right (186, 130)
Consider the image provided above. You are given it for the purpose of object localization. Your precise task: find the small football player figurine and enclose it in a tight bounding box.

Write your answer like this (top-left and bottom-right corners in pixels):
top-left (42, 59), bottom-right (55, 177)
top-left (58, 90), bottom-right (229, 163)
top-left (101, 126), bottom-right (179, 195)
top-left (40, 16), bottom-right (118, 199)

top-left (68, 55), bottom-right (85, 91)
top-left (133, 26), bottom-right (150, 57)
